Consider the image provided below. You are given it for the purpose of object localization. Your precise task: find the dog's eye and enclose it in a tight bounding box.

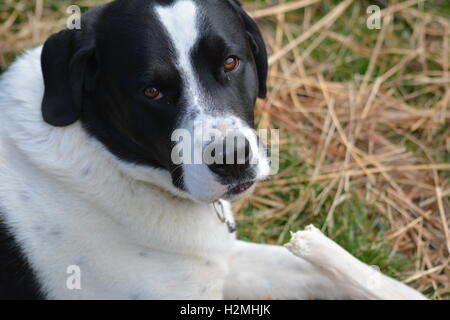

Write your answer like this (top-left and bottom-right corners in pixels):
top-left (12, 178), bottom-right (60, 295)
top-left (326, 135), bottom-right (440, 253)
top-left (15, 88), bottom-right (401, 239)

top-left (224, 56), bottom-right (239, 72)
top-left (143, 87), bottom-right (163, 100)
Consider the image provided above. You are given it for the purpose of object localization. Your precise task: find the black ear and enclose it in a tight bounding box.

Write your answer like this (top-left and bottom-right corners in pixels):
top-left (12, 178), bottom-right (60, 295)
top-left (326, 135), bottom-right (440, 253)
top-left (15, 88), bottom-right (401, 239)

top-left (41, 29), bottom-right (95, 127)
top-left (227, 0), bottom-right (268, 98)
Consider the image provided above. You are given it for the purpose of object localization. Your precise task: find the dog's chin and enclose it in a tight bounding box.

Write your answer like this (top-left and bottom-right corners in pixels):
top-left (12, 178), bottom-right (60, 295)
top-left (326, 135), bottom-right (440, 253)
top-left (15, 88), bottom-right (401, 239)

top-left (185, 181), bottom-right (257, 203)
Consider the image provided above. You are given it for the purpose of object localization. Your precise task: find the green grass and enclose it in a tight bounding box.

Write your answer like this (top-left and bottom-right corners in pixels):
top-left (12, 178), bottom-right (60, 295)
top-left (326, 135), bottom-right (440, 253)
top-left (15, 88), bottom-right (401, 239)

top-left (237, 180), bottom-right (415, 278)
top-left (238, 0), bottom-right (449, 298)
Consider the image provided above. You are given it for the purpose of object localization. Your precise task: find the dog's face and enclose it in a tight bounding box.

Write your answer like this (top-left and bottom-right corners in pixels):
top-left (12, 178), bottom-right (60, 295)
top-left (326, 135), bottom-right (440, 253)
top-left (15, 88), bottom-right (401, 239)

top-left (41, 0), bottom-right (269, 202)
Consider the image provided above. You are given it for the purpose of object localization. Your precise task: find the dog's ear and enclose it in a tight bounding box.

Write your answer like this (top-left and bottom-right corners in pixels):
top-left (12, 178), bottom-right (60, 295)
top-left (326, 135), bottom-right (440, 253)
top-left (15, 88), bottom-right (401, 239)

top-left (227, 0), bottom-right (268, 98)
top-left (41, 29), bottom-right (96, 127)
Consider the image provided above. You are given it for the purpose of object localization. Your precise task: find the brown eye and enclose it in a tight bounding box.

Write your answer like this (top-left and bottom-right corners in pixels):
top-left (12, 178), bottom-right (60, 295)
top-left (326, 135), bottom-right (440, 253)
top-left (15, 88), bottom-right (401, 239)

top-left (144, 87), bottom-right (162, 100)
top-left (224, 56), bottom-right (239, 72)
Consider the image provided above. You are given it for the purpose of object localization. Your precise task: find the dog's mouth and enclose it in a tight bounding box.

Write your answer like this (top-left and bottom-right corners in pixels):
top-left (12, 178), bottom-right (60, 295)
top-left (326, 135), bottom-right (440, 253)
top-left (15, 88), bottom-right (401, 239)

top-left (227, 181), bottom-right (255, 196)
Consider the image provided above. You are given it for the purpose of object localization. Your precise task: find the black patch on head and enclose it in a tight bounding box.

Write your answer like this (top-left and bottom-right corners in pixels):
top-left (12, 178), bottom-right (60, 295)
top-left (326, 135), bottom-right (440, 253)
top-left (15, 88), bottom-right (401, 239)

top-left (191, 0), bottom-right (267, 124)
top-left (40, 0), bottom-right (268, 192)
top-left (41, 6), bottom-right (99, 127)
top-left (0, 208), bottom-right (44, 300)
top-left (41, 1), bottom-right (184, 174)
top-left (224, 0), bottom-right (268, 98)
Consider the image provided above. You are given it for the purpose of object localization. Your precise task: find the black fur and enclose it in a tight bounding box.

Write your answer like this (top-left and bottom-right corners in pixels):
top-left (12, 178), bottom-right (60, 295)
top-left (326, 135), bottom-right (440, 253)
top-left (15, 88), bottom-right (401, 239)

top-left (225, 0), bottom-right (268, 99)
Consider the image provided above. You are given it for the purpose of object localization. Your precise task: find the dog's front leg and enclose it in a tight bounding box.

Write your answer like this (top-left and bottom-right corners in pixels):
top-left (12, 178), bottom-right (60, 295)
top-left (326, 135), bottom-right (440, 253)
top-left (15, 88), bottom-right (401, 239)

top-left (223, 240), bottom-right (347, 299)
top-left (285, 225), bottom-right (427, 300)
top-left (224, 226), bottom-right (427, 300)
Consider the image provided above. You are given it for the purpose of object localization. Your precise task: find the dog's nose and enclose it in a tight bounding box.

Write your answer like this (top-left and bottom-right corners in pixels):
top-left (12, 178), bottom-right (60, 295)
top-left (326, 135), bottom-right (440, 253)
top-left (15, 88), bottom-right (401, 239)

top-left (207, 136), bottom-right (251, 179)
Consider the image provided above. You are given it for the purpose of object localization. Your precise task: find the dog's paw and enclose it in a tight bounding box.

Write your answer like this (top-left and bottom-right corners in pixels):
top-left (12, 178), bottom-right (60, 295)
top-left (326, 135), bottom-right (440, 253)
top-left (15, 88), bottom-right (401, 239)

top-left (284, 224), bottom-right (327, 258)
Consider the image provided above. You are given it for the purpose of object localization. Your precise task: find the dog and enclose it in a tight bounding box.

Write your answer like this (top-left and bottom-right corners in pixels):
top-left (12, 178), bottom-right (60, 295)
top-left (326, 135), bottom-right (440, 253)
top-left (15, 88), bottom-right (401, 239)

top-left (0, 0), bottom-right (426, 300)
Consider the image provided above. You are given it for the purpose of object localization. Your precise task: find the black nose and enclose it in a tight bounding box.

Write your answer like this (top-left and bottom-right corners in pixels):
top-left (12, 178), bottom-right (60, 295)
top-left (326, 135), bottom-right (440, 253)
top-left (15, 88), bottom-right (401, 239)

top-left (207, 137), bottom-right (251, 179)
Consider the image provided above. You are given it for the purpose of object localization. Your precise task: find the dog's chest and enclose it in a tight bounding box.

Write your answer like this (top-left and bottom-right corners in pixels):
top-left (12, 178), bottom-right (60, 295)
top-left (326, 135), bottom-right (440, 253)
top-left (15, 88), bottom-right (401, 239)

top-left (0, 140), bottom-right (235, 299)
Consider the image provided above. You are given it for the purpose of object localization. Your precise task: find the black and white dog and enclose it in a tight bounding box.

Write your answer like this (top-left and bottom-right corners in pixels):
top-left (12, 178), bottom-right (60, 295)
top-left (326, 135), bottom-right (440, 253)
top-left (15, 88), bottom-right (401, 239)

top-left (0, 0), bottom-right (426, 300)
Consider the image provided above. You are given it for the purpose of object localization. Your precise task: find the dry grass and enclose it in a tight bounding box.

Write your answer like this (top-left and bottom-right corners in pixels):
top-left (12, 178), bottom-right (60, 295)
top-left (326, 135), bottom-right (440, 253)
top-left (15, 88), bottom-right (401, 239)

top-left (0, 0), bottom-right (449, 299)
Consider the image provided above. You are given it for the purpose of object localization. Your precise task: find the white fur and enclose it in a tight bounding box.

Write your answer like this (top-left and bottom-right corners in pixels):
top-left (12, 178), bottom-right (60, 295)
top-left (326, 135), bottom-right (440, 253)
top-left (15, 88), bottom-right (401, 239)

top-left (224, 240), bottom-right (343, 299)
top-left (155, 0), bottom-right (203, 112)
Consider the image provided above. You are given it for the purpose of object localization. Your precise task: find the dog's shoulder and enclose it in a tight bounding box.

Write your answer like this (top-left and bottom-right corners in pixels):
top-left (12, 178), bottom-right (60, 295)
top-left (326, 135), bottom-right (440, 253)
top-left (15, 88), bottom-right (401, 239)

top-left (0, 46), bottom-right (43, 97)
top-left (0, 46), bottom-right (44, 136)
top-left (0, 206), bottom-right (44, 300)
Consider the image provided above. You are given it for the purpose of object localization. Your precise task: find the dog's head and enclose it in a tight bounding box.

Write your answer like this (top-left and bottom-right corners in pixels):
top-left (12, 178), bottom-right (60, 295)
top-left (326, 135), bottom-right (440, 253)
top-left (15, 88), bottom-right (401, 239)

top-left (41, 0), bottom-right (269, 202)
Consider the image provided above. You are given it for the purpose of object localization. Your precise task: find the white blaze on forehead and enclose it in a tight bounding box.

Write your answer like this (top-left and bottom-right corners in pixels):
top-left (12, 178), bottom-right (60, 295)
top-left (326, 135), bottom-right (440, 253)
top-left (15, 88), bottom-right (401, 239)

top-left (156, 1), bottom-right (270, 202)
top-left (155, 0), bottom-right (203, 109)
